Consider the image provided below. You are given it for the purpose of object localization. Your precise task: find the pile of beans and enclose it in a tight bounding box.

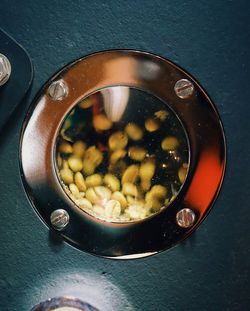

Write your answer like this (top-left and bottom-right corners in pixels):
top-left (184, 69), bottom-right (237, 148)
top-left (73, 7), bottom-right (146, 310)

top-left (56, 95), bottom-right (188, 222)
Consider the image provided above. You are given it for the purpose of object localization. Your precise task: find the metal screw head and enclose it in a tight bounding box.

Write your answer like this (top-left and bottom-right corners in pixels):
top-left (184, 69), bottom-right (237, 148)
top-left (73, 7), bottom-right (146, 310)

top-left (50, 209), bottom-right (69, 230)
top-left (48, 79), bottom-right (68, 100)
top-left (176, 208), bottom-right (196, 228)
top-left (174, 79), bottom-right (194, 99)
top-left (0, 53), bottom-right (11, 86)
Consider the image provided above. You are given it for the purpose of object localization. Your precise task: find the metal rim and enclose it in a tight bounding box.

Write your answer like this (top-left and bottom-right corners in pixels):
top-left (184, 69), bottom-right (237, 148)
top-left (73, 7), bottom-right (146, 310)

top-left (30, 296), bottom-right (99, 311)
top-left (20, 49), bottom-right (226, 259)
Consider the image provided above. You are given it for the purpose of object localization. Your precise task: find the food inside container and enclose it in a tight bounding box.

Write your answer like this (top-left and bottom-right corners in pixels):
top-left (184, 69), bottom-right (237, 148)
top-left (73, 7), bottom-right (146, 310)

top-left (56, 86), bottom-right (189, 222)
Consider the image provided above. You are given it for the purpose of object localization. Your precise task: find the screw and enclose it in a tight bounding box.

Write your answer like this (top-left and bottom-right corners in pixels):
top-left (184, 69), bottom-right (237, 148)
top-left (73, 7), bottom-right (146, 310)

top-left (50, 209), bottom-right (69, 230)
top-left (48, 79), bottom-right (68, 100)
top-left (174, 79), bottom-right (194, 99)
top-left (176, 208), bottom-right (196, 228)
top-left (0, 54), bottom-right (11, 86)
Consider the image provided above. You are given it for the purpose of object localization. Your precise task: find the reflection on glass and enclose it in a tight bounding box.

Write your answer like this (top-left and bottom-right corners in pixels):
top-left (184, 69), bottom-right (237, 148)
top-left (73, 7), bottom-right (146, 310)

top-left (56, 87), bottom-right (189, 222)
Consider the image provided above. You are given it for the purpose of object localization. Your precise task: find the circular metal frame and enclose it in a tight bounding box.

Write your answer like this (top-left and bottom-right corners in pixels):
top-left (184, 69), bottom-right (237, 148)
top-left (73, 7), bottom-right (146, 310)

top-left (20, 50), bottom-right (226, 259)
top-left (30, 296), bottom-right (99, 311)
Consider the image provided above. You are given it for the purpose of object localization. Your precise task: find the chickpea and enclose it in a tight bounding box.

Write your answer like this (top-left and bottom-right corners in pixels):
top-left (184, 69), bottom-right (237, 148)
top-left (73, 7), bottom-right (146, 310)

top-left (69, 183), bottom-right (81, 198)
top-left (93, 114), bottom-right (112, 131)
top-left (145, 118), bottom-right (159, 132)
top-left (68, 155), bottom-right (83, 172)
top-left (128, 147), bottom-right (146, 161)
top-left (122, 183), bottom-right (138, 197)
top-left (109, 131), bottom-right (128, 150)
top-left (105, 200), bottom-right (121, 218)
top-left (178, 164), bottom-right (188, 183)
top-left (122, 164), bottom-right (139, 184)
top-left (110, 149), bottom-right (127, 164)
top-left (161, 136), bottom-right (179, 151)
top-left (111, 191), bottom-right (127, 210)
top-left (125, 122), bottom-right (143, 141)
top-left (74, 172), bottom-right (87, 192)
top-left (86, 174), bottom-right (103, 188)
top-left (79, 97), bottom-right (92, 109)
top-left (104, 174), bottom-right (120, 192)
top-left (60, 168), bottom-right (74, 184)
top-left (73, 141), bottom-right (86, 157)
top-left (58, 142), bottom-right (73, 154)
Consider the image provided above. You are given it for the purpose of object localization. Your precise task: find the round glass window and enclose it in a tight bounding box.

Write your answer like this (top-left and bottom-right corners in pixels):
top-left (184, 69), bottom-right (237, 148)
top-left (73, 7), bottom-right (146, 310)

top-left (55, 86), bottom-right (189, 222)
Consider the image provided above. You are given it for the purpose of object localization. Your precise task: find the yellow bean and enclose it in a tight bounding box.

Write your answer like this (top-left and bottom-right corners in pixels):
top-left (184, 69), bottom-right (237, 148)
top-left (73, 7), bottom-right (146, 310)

top-left (122, 164), bottom-right (139, 184)
top-left (161, 136), bottom-right (179, 151)
top-left (93, 114), bottom-right (112, 130)
top-left (85, 188), bottom-right (98, 204)
top-left (69, 183), bottom-right (81, 198)
top-left (82, 159), bottom-right (95, 175)
top-left (145, 192), bottom-right (162, 212)
top-left (86, 186), bottom-right (111, 204)
top-left (103, 174), bottom-right (120, 192)
top-left (57, 155), bottom-right (63, 169)
top-left (154, 110), bottom-right (169, 121)
top-left (128, 147), bottom-right (146, 161)
top-left (86, 174), bottom-right (103, 188)
top-left (178, 164), bottom-right (188, 183)
top-left (84, 146), bottom-right (103, 167)
top-left (109, 131), bottom-right (128, 150)
top-left (140, 180), bottom-right (151, 192)
top-left (125, 204), bottom-right (148, 220)
top-left (125, 122), bottom-right (143, 141)
top-left (94, 186), bottom-right (111, 201)
top-left (77, 198), bottom-right (92, 210)
top-left (60, 168), bottom-right (74, 184)
top-left (68, 155), bottom-right (83, 172)
top-left (110, 149), bottom-right (127, 164)
top-left (122, 183), bottom-right (138, 197)
top-left (145, 118), bottom-right (159, 132)
top-left (74, 172), bottom-right (87, 192)
top-left (150, 185), bottom-right (167, 199)
top-left (139, 160), bottom-right (155, 181)
top-left (73, 141), bottom-right (87, 157)
top-left (111, 191), bottom-right (127, 210)
top-left (58, 142), bottom-right (73, 154)
top-left (79, 97), bottom-right (92, 109)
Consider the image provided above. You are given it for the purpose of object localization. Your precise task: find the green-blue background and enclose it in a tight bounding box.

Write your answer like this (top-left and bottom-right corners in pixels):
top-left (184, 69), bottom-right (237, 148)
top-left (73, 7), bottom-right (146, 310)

top-left (0, 1), bottom-right (249, 310)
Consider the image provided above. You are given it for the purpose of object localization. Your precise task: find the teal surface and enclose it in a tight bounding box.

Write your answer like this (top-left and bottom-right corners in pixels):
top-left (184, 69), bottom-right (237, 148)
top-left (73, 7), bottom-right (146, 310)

top-left (0, 1), bottom-right (250, 310)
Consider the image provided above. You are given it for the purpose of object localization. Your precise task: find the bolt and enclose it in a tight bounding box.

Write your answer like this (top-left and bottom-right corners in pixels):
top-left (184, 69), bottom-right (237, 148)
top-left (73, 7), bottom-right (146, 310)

top-left (0, 54), bottom-right (11, 86)
top-left (50, 209), bottom-right (69, 230)
top-left (176, 208), bottom-right (196, 228)
top-left (48, 79), bottom-right (68, 100)
top-left (174, 79), bottom-right (194, 99)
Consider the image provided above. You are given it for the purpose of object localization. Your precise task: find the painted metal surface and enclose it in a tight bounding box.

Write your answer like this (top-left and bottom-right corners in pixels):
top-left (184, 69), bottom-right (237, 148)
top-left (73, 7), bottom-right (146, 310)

top-left (0, 1), bottom-right (249, 310)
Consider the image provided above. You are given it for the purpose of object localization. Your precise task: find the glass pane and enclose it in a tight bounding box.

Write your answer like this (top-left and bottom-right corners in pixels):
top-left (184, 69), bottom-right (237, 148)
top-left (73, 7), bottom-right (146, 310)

top-left (55, 86), bottom-right (189, 222)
